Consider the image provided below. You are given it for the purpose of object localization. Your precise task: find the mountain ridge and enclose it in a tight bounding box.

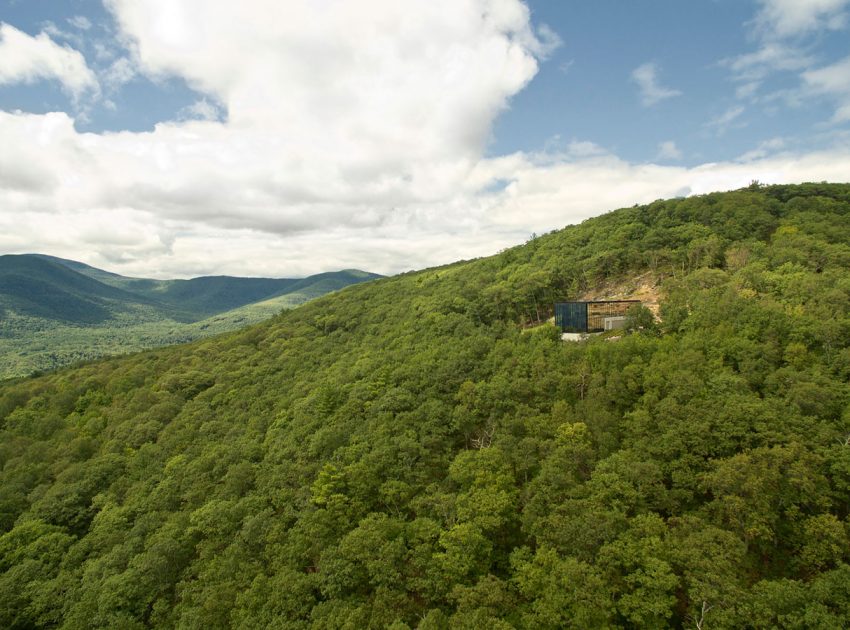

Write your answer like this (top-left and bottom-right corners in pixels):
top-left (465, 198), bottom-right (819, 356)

top-left (0, 253), bottom-right (382, 377)
top-left (29, 253), bottom-right (380, 318)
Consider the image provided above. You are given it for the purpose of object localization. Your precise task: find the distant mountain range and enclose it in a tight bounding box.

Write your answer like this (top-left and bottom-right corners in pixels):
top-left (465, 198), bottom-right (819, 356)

top-left (0, 254), bottom-right (381, 378)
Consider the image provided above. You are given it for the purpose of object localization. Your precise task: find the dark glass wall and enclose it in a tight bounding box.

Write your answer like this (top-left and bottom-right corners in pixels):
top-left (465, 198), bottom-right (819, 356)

top-left (555, 302), bottom-right (587, 333)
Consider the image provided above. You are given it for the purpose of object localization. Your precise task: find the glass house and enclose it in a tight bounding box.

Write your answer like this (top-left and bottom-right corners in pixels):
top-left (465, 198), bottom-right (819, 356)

top-left (554, 300), bottom-right (641, 333)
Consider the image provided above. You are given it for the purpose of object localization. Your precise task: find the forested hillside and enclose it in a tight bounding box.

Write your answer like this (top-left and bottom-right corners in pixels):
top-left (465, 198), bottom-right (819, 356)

top-left (0, 256), bottom-right (380, 379)
top-left (1, 183), bottom-right (849, 628)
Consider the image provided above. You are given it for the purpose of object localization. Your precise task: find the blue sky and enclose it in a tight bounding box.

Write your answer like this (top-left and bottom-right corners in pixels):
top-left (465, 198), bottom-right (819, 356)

top-left (0, 0), bottom-right (849, 277)
top-left (495, 0), bottom-right (849, 165)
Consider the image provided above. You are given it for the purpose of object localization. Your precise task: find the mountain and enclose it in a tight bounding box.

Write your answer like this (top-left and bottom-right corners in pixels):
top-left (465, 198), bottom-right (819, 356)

top-left (31, 254), bottom-right (156, 292)
top-left (0, 254), bottom-right (166, 324)
top-left (30, 254), bottom-right (380, 320)
top-left (1, 183), bottom-right (850, 627)
top-left (0, 255), bottom-right (381, 378)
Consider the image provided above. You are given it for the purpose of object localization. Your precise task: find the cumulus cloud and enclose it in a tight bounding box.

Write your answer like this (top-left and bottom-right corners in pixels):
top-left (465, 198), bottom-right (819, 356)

top-left (0, 23), bottom-right (99, 99)
top-left (0, 1), bottom-right (552, 275)
top-left (631, 62), bottom-right (681, 106)
top-left (101, 0), bottom-right (548, 203)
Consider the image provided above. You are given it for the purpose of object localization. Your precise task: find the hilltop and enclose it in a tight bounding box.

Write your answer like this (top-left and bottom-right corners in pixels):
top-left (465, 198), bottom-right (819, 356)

top-left (0, 255), bottom-right (380, 378)
top-left (1, 183), bottom-right (849, 627)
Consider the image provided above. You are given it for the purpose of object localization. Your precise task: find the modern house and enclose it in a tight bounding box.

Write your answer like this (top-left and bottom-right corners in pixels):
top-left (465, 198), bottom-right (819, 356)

top-left (554, 300), bottom-right (641, 334)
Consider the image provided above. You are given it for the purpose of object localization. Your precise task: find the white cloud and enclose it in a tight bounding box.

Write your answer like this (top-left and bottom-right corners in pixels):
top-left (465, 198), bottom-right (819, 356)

top-left (657, 141), bottom-right (682, 160)
top-left (631, 62), bottom-right (681, 106)
top-left (93, 41), bottom-right (117, 62)
top-left (834, 103), bottom-right (850, 122)
top-left (735, 81), bottom-right (761, 100)
top-left (465, 146), bottom-right (850, 235)
top-left (737, 137), bottom-right (786, 161)
top-left (564, 140), bottom-right (607, 158)
top-left (178, 98), bottom-right (224, 122)
top-left (1, 1), bottom-right (552, 275)
top-left (803, 55), bottom-right (850, 121)
top-left (532, 23), bottom-right (562, 59)
top-left (68, 16), bottom-right (93, 31)
top-left (42, 21), bottom-right (85, 48)
top-left (803, 55), bottom-right (850, 94)
top-left (100, 0), bottom-right (547, 196)
top-left (102, 56), bottom-right (136, 87)
top-left (723, 43), bottom-right (814, 82)
top-left (706, 105), bottom-right (746, 132)
top-left (0, 23), bottom-right (99, 99)
top-left (754, 0), bottom-right (850, 38)
top-left (724, 1), bottom-right (849, 114)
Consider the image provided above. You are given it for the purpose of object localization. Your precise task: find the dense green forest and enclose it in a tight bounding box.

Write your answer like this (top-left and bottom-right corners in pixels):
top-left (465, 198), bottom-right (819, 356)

top-left (0, 255), bottom-right (380, 379)
top-left (1, 183), bottom-right (849, 628)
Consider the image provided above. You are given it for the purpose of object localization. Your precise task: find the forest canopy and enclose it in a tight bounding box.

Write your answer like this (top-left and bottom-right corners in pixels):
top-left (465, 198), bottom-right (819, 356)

top-left (1, 183), bottom-right (849, 628)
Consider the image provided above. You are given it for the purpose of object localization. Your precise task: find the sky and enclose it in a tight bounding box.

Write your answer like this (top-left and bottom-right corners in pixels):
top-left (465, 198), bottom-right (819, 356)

top-left (0, 0), bottom-right (849, 278)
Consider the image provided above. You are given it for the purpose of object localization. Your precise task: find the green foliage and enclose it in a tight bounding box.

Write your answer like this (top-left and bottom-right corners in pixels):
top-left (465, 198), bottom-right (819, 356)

top-left (1, 183), bottom-right (850, 627)
top-left (625, 303), bottom-right (658, 334)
